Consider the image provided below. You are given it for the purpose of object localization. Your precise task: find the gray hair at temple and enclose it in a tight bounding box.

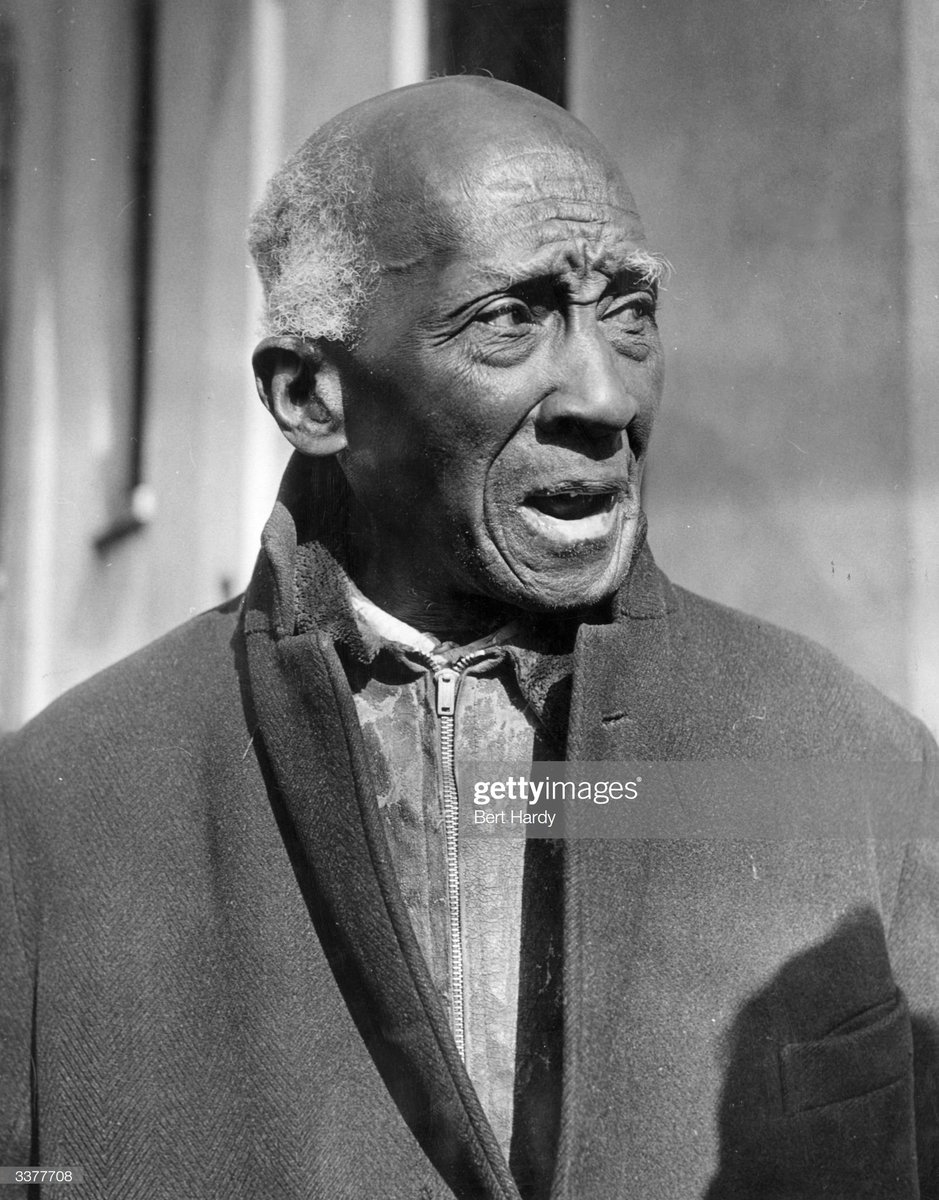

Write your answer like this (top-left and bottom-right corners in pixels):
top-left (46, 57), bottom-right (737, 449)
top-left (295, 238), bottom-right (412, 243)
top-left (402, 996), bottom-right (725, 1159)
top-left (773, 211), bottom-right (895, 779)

top-left (248, 123), bottom-right (670, 348)
top-left (247, 129), bottom-right (380, 346)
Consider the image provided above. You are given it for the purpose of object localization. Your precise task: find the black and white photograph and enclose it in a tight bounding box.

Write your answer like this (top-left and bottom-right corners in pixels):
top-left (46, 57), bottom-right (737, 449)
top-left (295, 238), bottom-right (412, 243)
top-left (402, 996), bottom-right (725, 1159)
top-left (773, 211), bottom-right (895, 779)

top-left (1, 2), bottom-right (937, 1196)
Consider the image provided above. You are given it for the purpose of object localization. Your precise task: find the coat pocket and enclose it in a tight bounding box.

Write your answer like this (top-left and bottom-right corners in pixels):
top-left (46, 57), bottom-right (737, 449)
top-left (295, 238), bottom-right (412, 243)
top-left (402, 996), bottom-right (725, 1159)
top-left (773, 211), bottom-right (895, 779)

top-left (779, 992), bottom-right (913, 1114)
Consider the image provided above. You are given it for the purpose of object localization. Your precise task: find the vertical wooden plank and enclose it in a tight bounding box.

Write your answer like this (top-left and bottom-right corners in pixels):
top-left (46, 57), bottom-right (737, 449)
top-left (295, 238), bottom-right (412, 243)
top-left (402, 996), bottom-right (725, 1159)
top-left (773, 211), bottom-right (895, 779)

top-left (239, 0), bottom-right (292, 587)
top-left (390, 0), bottom-right (428, 90)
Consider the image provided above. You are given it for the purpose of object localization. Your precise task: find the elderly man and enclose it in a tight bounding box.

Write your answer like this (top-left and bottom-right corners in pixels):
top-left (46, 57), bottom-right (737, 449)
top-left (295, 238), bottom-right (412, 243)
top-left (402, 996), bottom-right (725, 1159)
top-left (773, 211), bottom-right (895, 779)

top-left (1, 78), bottom-right (937, 1199)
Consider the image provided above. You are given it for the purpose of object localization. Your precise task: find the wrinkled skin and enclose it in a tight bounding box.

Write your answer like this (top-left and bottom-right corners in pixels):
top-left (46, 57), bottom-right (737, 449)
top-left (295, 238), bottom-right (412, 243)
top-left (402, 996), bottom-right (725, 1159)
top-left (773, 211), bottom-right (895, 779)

top-left (267, 79), bottom-right (665, 636)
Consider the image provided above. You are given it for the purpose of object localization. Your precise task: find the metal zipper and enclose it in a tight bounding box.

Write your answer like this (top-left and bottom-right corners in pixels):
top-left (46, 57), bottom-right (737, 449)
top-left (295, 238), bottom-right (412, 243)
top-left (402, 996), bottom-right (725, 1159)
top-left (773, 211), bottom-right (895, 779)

top-left (422, 648), bottom-right (491, 1062)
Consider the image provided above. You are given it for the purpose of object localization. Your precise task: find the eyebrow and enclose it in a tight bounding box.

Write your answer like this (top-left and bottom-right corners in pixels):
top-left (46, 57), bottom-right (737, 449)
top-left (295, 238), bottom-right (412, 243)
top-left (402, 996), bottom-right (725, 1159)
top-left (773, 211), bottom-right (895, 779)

top-left (495, 248), bottom-right (671, 292)
top-left (622, 249), bottom-right (672, 287)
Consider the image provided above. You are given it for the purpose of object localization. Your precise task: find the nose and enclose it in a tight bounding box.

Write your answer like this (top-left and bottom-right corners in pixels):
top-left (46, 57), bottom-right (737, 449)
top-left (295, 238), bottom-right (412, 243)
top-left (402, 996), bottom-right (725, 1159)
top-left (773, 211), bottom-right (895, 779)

top-left (534, 323), bottom-right (640, 442)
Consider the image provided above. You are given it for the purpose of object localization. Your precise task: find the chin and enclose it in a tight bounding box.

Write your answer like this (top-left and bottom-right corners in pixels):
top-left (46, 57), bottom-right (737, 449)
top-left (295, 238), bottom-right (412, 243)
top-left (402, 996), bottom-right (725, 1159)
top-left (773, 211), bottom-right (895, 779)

top-left (473, 533), bottom-right (638, 616)
top-left (502, 571), bottom-right (625, 615)
top-left (476, 501), bottom-right (640, 612)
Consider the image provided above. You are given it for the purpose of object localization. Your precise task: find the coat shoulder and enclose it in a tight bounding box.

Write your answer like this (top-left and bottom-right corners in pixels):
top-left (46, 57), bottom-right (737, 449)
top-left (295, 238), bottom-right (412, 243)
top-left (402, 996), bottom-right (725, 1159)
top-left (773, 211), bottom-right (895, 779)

top-left (1, 599), bottom-right (249, 815)
top-left (668, 583), bottom-right (931, 758)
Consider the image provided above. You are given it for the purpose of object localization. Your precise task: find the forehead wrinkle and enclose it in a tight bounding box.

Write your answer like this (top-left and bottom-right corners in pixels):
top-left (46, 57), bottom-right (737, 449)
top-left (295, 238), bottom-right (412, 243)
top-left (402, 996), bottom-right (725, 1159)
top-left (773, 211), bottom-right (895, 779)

top-left (377, 212), bottom-right (632, 281)
top-left (460, 143), bottom-right (623, 188)
top-left (492, 208), bottom-right (634, 238)
top-left (369, 136), bottom-right (642, 273)
top-left (368, 158), bottom-right (649, 289)
top-left (381, 252), bottom-right (432, 275)
top-left (457, 183), bottom-right (645, 256)
top-left (496, 201), bottom-right (640, 232)
top-left (461, 181), bottom-right (634, 219)
top-left (466, 213), bottom-right (643, 268)
top-left (445, 143), bottom-right (637, 220)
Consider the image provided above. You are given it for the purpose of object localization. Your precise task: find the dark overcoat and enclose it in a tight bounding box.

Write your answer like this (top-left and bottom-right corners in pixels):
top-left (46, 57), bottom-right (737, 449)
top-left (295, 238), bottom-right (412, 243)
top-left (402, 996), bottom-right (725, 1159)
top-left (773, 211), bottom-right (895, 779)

top-left (2, 500), bottom-right (937, 1199)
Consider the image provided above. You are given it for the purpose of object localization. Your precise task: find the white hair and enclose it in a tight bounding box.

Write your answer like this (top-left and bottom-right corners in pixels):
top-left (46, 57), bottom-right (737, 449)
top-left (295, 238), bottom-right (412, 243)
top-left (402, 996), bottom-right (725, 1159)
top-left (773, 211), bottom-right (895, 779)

top-left (247, 130), bottom-right (381, 345)
top-left (623, 247), bottom-right (672, 289)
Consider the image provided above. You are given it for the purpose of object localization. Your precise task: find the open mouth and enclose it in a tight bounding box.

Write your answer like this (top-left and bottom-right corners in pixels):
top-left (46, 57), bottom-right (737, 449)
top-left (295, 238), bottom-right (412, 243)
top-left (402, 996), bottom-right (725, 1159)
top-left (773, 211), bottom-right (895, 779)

top-left (520, 482), bottom-right (627, 545)
top-left (528, 489), bottom-right (619, 522)
top-left (526, 483), bottom-right (623, 520)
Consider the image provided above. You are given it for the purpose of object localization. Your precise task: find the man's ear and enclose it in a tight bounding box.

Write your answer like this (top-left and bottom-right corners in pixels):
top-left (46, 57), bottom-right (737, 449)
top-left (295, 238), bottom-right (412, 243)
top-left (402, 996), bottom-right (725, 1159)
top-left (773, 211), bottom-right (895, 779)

top-left (252, 336), bottom-right (347, 457)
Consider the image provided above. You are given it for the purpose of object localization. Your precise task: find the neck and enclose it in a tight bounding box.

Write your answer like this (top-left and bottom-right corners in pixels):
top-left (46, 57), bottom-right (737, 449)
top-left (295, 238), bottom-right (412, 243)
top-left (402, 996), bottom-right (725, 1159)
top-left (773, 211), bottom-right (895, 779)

top-left (341, 492), bottom-right (515, 642)
top-left (351, 564), bottom-right (515, 644)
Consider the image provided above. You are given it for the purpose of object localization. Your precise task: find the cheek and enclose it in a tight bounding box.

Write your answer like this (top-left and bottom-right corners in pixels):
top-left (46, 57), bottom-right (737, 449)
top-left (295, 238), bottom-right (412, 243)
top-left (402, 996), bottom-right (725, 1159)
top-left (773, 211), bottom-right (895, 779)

top-left (424, 361), bottom-right (522, 451)
top-left (345, 334), bottom-right (542, 516)
top-left (343, 407), bottom-right (493, 526)
top-left (412, 401), bottom-right (526, 501)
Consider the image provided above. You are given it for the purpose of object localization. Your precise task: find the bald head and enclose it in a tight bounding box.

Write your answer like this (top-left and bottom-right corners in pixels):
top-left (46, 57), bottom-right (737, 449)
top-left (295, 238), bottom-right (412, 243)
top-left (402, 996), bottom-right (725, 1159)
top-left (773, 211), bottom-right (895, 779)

top-left (333, 74), bottom-right (610, 168)
top-left (248, 77), bottom-right (658, 345)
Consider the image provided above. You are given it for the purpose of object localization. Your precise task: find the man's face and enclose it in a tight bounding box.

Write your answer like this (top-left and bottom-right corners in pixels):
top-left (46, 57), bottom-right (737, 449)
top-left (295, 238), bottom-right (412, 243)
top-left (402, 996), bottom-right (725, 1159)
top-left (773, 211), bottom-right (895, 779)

top-left (334, 141), bottom-right (664, 621)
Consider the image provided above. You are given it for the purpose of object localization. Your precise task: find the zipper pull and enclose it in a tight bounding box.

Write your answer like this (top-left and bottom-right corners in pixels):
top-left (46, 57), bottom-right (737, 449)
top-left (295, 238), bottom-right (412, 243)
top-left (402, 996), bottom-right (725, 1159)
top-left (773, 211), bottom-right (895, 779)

top-left (435, 668), bottom-right (458, 716)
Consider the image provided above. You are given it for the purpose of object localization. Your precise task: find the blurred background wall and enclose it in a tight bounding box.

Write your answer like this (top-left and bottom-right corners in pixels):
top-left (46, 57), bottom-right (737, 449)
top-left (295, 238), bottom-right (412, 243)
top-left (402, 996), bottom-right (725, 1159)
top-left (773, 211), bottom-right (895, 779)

top-left (0, 0), bottom-right (936, 735)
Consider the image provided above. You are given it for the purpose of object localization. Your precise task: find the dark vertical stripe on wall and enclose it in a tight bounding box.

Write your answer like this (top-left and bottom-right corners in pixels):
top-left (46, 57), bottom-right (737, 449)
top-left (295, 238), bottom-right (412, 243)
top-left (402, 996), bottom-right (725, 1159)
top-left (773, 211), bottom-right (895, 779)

top-left (94, 0), bottom-right (159, 552)
top-left (429, 0), bottom-right (569, 109)
top-left (129, 0), bottom-right (157, 491)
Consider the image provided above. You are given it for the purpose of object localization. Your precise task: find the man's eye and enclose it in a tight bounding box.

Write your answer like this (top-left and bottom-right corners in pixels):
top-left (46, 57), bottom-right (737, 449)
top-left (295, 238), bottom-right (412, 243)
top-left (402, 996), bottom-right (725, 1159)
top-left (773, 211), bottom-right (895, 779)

top-left (602, 293), bottom-right (656, 325)
top-left (475, 300), bottom-right (535, 329)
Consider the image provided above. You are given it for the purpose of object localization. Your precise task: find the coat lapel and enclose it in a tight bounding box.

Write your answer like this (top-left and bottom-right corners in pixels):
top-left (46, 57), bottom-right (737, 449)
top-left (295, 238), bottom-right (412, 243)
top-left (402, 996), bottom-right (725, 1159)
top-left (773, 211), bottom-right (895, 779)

top-left (565, 541), bottom-right (681, 764)
top-left (551, 548), bottom-right (686, 1199)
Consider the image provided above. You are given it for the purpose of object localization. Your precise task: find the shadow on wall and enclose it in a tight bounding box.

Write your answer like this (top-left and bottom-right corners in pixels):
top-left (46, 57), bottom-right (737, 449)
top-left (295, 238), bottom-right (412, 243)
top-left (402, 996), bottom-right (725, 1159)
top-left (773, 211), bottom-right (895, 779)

top-left (703, 907), bottom-right (938, 1199)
